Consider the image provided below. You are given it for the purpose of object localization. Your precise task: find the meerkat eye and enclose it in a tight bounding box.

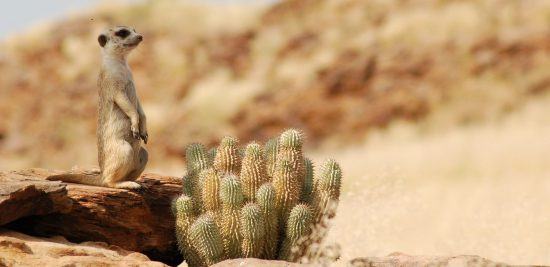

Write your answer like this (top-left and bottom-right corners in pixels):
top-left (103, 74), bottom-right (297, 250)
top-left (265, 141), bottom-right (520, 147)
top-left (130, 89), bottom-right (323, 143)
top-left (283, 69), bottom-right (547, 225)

top-left (115, 29), bottom-right (130, 38)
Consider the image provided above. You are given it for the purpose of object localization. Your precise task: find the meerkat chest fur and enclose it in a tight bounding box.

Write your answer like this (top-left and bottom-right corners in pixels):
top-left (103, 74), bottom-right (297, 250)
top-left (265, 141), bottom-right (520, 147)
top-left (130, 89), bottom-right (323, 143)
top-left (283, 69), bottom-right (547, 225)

top-left (98, 58), bottom-right (138, 141)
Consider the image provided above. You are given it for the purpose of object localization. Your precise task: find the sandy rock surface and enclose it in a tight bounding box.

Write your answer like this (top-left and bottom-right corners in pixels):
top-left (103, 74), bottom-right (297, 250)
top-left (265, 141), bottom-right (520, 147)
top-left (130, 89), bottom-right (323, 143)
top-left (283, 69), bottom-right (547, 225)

top-left (0, 229), bottom-right (168, 267)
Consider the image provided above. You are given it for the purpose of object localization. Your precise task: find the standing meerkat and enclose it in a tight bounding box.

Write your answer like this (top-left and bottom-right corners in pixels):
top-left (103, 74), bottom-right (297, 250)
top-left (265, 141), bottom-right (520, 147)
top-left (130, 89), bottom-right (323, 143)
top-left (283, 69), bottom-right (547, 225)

top-left (48, 26), bottom-right (148, 189)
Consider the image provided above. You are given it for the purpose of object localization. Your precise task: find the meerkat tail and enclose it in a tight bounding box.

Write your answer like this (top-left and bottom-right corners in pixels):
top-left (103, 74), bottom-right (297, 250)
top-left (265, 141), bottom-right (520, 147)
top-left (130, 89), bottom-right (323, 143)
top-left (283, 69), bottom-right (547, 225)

top-left (47, 170), bottom-right (103, 186)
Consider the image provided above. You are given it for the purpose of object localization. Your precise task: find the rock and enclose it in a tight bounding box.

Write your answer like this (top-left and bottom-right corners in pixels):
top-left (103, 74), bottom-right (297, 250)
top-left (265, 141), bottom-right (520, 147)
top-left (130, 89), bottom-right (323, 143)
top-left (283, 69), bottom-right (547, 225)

top-left (0, 169), bottom-right (73, 226)
top-left (0, 228), bottom-right (168, 267)
top-left (211, 258), bottom-right (305, 267)
top-left (349, 252), bottom-right (507, 266)
top-left (1, 169), bottom-right (183, 264)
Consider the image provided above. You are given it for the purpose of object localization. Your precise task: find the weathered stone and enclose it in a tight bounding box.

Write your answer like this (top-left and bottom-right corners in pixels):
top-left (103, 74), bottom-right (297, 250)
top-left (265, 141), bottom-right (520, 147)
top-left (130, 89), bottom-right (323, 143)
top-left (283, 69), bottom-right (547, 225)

top-left (2, 169), bottom-right (183, 264)
top-left (0, 228), bottom-right (168, 267)
top-left (0, 169), bottom-right (72, 226)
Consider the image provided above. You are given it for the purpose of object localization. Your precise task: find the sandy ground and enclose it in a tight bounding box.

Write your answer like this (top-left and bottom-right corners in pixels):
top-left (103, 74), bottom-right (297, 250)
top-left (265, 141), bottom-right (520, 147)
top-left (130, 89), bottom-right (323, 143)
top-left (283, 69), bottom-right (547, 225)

top-left (316, 96), bottom-right (550, 265)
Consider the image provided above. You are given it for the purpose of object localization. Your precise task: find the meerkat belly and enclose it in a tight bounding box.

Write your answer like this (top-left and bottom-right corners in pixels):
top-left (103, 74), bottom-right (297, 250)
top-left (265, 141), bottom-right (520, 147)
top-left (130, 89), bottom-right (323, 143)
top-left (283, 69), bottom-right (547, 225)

top-left (98, 101), bottom-right (136, 144)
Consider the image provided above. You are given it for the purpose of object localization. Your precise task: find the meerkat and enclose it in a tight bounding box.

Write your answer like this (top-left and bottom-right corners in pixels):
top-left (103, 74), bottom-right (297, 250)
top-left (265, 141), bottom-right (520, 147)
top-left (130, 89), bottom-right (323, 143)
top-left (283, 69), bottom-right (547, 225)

top-left (48, 26), bottom-right (148, 189)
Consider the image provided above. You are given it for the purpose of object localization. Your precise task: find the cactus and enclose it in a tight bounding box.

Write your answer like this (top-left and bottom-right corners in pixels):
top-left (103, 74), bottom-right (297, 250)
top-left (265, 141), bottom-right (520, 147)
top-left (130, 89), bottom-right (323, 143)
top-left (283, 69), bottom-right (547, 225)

top-left (279, 204), bottom-right (313, 261)
top-left (264, 137), bottom-right (279, 178)
top-left (181, 172), bottom-right (195, 198)
top-left (172, 195), bottom-right (203, 267)
top-left (273, 159), bottom-right (302, 222)
top-left (189, 212), bottom-right (225, 266)
top-left (207, 147), bottom-right (217, 164)
top-left (256, 183), bottom-right (279, 259)
top-left (186, 143), bottom-right (211, 175)
top-left (198, 168), bottom-right (221, 212)
top-left (240, 203), bottom-right (265, 258)
top-left (278, 129), bottom-right (305, 178)
top-left (214, 136), bottom-right (242, 175)
top-left (301, 158), bottom-right (314, 202)
top-left (241, 142), bottom-right (269, 201)
top-left (219, 174), bottom-right (244, 258)
top-left (311, 159), bottom-right (342, 223)
top-left (174, 129), bottom-right (343, 266)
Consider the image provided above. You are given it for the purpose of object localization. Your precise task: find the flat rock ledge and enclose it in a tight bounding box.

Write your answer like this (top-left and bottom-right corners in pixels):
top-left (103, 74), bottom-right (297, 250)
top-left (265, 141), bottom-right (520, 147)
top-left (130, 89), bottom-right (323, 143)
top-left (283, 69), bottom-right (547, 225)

top-left (0, 168), bottom-right (183, 264)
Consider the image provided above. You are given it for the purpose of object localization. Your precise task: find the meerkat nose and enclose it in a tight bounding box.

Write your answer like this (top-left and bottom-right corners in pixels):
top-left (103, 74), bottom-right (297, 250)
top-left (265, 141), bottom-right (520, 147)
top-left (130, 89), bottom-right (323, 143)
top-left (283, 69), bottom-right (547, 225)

top-left (137, 35), bottom-right (143, 41)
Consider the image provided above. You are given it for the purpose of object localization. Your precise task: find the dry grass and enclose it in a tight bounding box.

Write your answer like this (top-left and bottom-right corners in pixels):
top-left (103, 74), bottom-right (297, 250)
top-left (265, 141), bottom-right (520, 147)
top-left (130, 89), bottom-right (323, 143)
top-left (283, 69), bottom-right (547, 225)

top-left (314, 94), bottom-right (550, 265)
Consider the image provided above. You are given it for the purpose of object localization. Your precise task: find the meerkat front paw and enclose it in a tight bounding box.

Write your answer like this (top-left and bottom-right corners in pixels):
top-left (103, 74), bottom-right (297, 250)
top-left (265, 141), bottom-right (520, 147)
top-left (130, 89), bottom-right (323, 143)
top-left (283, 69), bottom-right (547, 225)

top-left (140, 132), bottom-right (148, 144)
top-left (113, 181), bottom-right (142, 190)
top-left (131, 125), bottom-right (140, 140)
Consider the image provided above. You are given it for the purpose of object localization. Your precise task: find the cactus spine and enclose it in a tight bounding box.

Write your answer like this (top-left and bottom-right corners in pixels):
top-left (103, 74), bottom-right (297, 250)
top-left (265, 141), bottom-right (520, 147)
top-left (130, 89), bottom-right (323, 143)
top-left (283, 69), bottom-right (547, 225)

top-left (278, 129), bottom-right (305, 179)
top-left (240, 203), bottom-right (266, 258)
top-left (172, 195), bottom-right (202, 267)
top-left (214, 136), bottom-right (242, 175)
top-left (241, 142), bottom-right (269, 201)
top-left (256, 183), bottom-right (279, 259)
top-left (273, 159), bottom-right (302, 222)
top-left (186, 143), bottom-right (211, 175)
top-left (311, 159), bottom-right (342, 223)
top-left (275, 129), bottom-right (305, 220)
top-left (189, 212), bottom-right (225, 266)
top-left (198, 168), bottom-right (221, 212)
top-left (219, 174), bottom-right (244, 258)
top-left (185, 144), bottom-right (212, 213)
top-left (279, 204), bottom-right (313, 261)
top-left (264, 137), bottom-right (279, 178)
top-left (301, 158), bottom-right (314, 202)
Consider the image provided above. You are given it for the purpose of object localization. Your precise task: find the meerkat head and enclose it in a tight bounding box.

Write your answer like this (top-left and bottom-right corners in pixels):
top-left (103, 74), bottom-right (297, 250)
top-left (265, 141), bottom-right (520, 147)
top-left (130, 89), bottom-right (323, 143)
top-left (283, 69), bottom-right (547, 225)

top-left (97, 26), bottom-right (143, 57)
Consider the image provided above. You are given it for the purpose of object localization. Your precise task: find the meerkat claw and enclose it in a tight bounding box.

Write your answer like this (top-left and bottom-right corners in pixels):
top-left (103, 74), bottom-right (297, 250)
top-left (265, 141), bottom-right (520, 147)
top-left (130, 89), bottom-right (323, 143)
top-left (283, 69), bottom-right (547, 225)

top-left (141, 133), bottom-right (148, 144)
top-left (132, 129), bottom-right (140, 140)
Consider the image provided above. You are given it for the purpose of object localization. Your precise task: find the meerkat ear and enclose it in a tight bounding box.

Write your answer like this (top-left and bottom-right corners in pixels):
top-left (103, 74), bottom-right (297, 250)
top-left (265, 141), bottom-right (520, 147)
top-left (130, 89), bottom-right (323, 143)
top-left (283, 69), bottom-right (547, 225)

top-left (98, 34), bottom-right (108, 47)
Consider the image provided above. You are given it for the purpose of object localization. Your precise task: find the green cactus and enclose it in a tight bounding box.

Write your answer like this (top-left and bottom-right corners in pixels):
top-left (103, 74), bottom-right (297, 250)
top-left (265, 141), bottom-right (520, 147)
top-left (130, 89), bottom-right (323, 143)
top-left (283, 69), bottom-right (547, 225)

top-left (174, 130), bottom-right (343, 265)
top-left (316, 159), bottom-right (342, 199)
top-left (186, 143), bottom-right (211, 175)
top-left (256, 183), bottom-right (279, 259)
top-left (198, 168), bottom-right (221, 212)
top-left (311, 159), bottom-right (342, 223)
top-left (172, 195), bottom-right (203, 267)
top-left (301, 158), bottom-right (314, 203)
top-left (278, 129), bottom-right (305, 178)
top-left (219, 174), bottom-right (244, 258)
top-left (264, 137), bottom-right (279, 178)
top-left (240, 203), bottom-right (266, 258)
top-left (273, 159), bottom-right (302, 222)
top-left (189, 212), bottom-right (225, 266)
top-left (279, 128), bottom-right (304, 149)
top-left (214, 136), bottom-right (242, 175)
top-left (241, 142), bottom-right (269, 202)
top-left (181, 172), bottom-right (195, 198)
top-left (279, 204), bottom-right (313, 261)
top-left (207, 147), bottom-right (217, 164)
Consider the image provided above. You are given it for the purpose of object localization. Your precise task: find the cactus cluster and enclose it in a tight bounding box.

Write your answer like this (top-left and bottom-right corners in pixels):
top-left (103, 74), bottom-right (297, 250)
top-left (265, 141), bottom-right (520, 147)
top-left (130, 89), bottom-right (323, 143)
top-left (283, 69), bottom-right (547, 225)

top-left (172, 129), bottom-right (343, 266)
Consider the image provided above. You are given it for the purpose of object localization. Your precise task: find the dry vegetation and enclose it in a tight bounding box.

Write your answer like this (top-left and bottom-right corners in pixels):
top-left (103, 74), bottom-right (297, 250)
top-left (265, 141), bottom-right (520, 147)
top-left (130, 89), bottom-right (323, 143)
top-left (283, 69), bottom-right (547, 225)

top-left (0, 0), bottom-right (549, 265)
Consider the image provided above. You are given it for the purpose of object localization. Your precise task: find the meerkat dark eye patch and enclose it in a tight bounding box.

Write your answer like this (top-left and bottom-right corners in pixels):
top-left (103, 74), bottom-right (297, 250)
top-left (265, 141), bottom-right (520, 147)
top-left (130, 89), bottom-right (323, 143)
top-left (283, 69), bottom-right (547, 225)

top-left (115, 29), bottom-right (131, 38)
top-left (98, 34), bottom-right (108, 47)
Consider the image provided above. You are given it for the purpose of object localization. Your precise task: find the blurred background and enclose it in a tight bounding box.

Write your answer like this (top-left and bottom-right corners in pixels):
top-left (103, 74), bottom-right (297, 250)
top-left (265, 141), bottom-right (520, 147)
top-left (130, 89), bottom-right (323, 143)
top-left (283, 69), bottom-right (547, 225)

top-left (0, 0), bottom-right (549, 265)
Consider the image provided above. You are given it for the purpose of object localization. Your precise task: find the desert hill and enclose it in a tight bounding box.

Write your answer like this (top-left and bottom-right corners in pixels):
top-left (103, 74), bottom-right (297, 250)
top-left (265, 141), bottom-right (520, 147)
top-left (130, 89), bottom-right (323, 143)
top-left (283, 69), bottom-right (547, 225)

top-left (1, 0), bottom-right (549, 171)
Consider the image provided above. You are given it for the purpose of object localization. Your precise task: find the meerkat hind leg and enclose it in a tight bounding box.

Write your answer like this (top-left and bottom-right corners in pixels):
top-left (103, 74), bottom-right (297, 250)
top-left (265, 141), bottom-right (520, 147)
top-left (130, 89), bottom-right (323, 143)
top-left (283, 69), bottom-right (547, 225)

top-left (125, 147), bottom-right (148, 181)
top-left (113, 181), bottom-right (142, 189)
top-left (103, 141), bottom-right (141, 190)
